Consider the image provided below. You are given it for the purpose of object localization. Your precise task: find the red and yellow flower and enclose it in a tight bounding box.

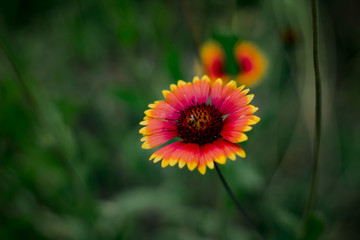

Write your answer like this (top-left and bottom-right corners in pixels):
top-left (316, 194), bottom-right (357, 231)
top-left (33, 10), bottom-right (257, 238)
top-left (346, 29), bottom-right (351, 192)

top-left (139, 75), bottom-right (260, 175)
top-left (200, 41), bottom-right (230, 83)
top-left (234, 41), bottom-right (267, 86)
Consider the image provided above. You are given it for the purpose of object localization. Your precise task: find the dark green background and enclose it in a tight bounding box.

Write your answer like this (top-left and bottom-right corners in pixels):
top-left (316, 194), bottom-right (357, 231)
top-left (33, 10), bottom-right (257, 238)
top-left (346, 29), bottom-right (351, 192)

top-left (1, 0), bottom-right (359, 239)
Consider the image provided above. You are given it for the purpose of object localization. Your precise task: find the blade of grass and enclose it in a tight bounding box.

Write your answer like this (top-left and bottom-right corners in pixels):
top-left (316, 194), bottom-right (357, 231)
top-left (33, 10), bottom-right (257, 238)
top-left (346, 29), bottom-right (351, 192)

top-left (303, 0), bottom-right (322, 224)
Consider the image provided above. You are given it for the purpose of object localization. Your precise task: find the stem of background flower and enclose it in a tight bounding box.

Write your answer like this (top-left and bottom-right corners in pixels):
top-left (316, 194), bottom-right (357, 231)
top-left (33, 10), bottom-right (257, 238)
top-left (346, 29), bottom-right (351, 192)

top-left (181, 0), bottom-right (202, 62)
top-left (304, 0), bottom-right (322, 223)
top-left (214, 163), bottom-right (265, 240)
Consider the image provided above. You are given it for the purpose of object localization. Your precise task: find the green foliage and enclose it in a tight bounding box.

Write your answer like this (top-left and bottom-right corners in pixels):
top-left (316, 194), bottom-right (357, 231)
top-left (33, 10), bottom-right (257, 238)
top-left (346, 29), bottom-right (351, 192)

top-left (302, 212), bottom-right (325, 240)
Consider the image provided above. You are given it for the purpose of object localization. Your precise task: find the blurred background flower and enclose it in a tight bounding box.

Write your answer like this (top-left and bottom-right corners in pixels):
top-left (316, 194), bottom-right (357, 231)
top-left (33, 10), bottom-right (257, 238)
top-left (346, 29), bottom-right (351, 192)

top-left (0, 0), bottom-right (360, 239)
top-left (200, 40), bottom-right (267, 86)
top-left (234, 41), bottom-right (267, 86)
top-left (200, 41), bottom-right (230, 83)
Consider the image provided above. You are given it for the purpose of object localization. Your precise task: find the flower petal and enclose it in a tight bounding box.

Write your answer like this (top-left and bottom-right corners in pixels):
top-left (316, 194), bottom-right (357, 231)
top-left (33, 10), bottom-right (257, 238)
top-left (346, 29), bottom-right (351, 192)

top-left (162, 90), bottom-right (186, 111)
top-left (141, 131), bottom-right (178, 149)
top-left (218, 88), bottom-right (250, 115)
top-left (220, 108), bottom-right (260, 143)
top-left (213, 138), bottom-right (246, 159)
top-left (224, 113), bottom-right (260, 126)
top-left (184, 143), bottom-right (200, 171)
top-left (172, 80), bottom-right (196, 107)
top-left (197, 143), bottom-right (227, 175)
top-left (221, 80), bottom-right (238, 99)
top-left (139, 119), bottom-right (177, 135)
top-left (214, 80), bottom-right (245, 111)
top-left (210, 78), bottom-right (223, 107)
top-left (192, 75), bottom-right (211, 104)
top-left (144, 100), bottom-right (179, 120)
top-left (164, 142), bottom-right (188, 167)
top-left (150, 141), bottom-right (183, 163)
top-left (220, 130), bottom-right (248, 143)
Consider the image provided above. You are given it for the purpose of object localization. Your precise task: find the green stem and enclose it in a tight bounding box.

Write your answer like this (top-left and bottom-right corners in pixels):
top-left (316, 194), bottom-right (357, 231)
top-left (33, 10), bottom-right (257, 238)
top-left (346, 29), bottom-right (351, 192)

top-left (304, 0), bottom-right (322, 222)
top-left (181, 0), bottom-right (202, 61)
top-left (0, 36), bottom-right (38, 111)
top-left (214, 163), bottom-right (264, 240)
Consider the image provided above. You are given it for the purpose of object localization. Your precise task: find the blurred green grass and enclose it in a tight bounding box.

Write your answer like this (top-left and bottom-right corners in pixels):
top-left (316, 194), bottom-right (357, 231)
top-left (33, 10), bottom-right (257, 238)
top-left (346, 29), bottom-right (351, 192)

top-left (1, 0), bottom-right (360, 239)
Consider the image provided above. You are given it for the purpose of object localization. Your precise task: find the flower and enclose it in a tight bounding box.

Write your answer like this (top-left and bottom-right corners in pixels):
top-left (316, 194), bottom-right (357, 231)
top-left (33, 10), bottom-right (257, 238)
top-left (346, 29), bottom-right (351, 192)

top-left (234, 42), bottom-right (267, 87)
top-left (140, 75), bottom-right (260, 174)
top-left (200, 41), bottom-right (230, 83)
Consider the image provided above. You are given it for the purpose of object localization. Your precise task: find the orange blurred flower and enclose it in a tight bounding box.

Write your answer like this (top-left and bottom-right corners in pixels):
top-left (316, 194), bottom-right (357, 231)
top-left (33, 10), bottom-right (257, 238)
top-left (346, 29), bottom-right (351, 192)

top-left (200, 41), bottom-right (230, 83)
top-left (234, 42), bottom-right (267, 87)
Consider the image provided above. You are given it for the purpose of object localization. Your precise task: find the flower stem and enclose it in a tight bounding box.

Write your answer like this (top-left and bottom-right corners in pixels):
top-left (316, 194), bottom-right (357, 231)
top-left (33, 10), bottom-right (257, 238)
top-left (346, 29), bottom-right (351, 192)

top-left (181, 0), bottom-right (202, 61)
top-left (0, 35), bottom-right (38, 110)
top-left (304, 0), bottom-right (322, 222)
top-left (214, 163), bottom-right (264, 240)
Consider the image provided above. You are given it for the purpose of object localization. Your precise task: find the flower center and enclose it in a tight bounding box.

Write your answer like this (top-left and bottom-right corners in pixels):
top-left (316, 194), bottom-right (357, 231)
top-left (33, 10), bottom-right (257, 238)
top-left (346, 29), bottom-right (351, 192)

top-left (177, 103), bottom-right (223, 144)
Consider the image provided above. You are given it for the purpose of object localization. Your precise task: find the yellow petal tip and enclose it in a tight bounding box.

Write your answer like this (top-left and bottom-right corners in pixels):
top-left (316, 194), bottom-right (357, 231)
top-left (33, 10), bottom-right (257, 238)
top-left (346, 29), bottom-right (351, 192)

top-left (228, 153), bottom-right (236, 160)
top-left (214, 78), bottom-right (223, 85)
top-left (169, 158), bottom-right (178, 166)
top-left (227, 80), bottom-right (237, 89)
top-left (243, 126), bottom-right (253, 132)
top-left (153, 155), bottom-right (162, 163)
top-left (201, 75), bottom-right (210, 82)
top-left (197, 165), bottom-right (206, 175)
top-left (187, 161), bottom-right (198, 171)
top-left (206, 160), bottom-right (214, 169)
top-left (239, 133), bottom-right (248, 142)
top-left (246, 94), bottom-right (254, 104)
top-left (170, 84), bottom-right (177, 91)
top-left (193, 76), bottom-right (200, 83)
top-left (162, 90), bottom-right (170, 98)
top-left (144, 109), bottom-right (152, 116)
top-left (161, 160), bottom-right (169, 168)
top-left (149, 153), bottom-right (157, 161)
top-left (249, 116), bottom-right (260, 124)
top-left (139, 127), bottom-right (147, 134)
top-left (237, 149), bottom-right (246, 158)
top-left (141, 142), bottom-right (151, 149)
top-left (214, 155), bottom-right (227, 165)
top-left (178, 159), bottom-right (186, 169)
top-left (139, 120), bottom-right (147, 126)
top-left (177, 80), bottom-right (186, 86)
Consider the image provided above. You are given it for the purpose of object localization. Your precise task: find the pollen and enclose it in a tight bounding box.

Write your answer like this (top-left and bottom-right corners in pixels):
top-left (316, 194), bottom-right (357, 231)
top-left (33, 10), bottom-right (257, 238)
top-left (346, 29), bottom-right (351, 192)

top-left (177, 103), bottom-right (223, 144)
